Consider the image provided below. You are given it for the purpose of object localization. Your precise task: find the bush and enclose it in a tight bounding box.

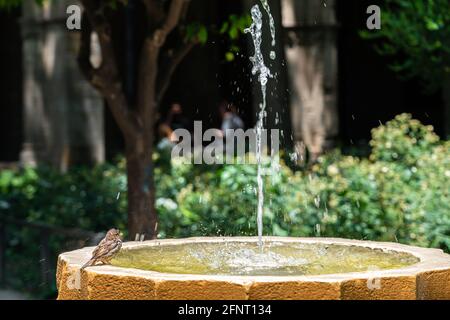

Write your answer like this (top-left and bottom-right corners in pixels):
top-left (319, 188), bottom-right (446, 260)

top-left (370, 114), bottom-right (440, 166)
top-left (0, 113), bottom-right (449, 298)
top-left (359, 0), bottom-right (450, 91)
top-left (0, 162), bottom-right (128, 297)
top-left (156, 114), bottom-right (449, 250)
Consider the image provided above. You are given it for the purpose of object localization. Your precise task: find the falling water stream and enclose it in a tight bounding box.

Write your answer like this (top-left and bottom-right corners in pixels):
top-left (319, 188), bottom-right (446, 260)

top-left (245, 1), bottom-right (276, 247)
top-left (260, 0), bottom-right (277, 59)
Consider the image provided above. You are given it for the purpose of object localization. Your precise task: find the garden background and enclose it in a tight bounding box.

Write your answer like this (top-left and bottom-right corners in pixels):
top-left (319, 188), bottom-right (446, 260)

top-left (0, 0), bottom-right (449, 298)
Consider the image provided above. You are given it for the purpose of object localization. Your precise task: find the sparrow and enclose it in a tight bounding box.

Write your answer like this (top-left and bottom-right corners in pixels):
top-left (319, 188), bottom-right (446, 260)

top-left (81, 228), bottom-right (122, 270)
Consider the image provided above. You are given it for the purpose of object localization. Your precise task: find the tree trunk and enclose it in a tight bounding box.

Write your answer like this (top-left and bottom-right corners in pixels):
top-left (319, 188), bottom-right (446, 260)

top-left (78, 0), bottom-right (190, 239)
top-left (125, 36), bottom-right (160, 241)
top-left (125, 136), bottom-right (158, 240)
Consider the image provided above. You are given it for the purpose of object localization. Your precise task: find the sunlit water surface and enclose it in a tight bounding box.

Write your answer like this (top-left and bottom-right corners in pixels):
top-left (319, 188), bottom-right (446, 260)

top-left (111, 242), bottom-right (419, 276)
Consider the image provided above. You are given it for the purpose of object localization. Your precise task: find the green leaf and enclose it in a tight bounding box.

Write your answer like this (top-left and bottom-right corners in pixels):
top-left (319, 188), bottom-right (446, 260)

top-left (225, 52), bottom-right (235, 62)
top-left (198, 26), bottom-right (208, 44)
top-left (220, 21), bottom-right (229, 34)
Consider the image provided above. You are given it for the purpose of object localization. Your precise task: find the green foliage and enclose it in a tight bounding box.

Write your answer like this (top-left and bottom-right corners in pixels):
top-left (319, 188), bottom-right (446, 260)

top-left (185, 14), bottom-right (250, 61)
top-left (220, 14), bottom-right (252, 40)
top-left (148, 113), bottom-right (450, 249)
top-left (370, 113), bottom-right (440, 165)
top-left (0, 163), bottom-right (127, 230)
top-left (0, 162), bottom-right (127, 298)
top-left (0, 0), bottom-right (248, 56)
top-left (184, 22), bottom-right (209, 45)
top-left (360, 0), bottom-right (450, 90)
top-left (1, 114), bottom-right (449, 298)
top-left (219, 14), bottom-right (251, 61)
top-left (0, 0), bottom-right (26, 9)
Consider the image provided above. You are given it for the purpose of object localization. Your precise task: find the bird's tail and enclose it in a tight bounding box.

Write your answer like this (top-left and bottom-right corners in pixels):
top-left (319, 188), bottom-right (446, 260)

top-left (81, 259), bottom-right (95, 270)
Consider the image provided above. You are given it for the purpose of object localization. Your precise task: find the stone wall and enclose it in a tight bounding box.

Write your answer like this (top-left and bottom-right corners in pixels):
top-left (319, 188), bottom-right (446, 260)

top-left (281, 0), bottom-right (339, 161)
top-left (20, 0), bottom-right (104, 171)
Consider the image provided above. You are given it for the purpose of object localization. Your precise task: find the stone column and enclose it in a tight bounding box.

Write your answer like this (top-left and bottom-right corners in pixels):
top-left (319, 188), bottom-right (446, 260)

top-left (20, 0), bottom-right (104, 171)
top-left (243, 0), bottom-right (293, 150)
top-left (281, 0), bottom-right (339, 161)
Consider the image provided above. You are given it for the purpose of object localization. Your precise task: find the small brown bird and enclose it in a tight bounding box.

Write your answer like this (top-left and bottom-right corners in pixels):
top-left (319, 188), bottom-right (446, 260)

top-left (81, 228), bottom-right (122, 270)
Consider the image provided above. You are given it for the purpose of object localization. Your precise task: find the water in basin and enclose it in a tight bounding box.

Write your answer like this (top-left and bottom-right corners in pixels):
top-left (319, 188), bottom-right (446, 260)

top-left (111, 241), bottom-right (419, 276)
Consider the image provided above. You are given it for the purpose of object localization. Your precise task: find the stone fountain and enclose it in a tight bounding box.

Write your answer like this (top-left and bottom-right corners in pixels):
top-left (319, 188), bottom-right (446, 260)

top-left (57, 237), bottom-right (450, 300)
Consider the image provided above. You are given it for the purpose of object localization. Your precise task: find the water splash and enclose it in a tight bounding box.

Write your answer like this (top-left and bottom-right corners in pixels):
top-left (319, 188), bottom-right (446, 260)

top-left (112, 241), bottom-right (420, 276)
top-left (260, 0), bottom-right (276, 60)
top-left (245, 4), bottom-right (274, 247)
top-left (245, 5), bottom-right (273, 87)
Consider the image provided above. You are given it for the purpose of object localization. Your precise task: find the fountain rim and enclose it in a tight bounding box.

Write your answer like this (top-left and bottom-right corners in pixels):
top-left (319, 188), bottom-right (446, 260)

top-left (59, 237), bottom-right (450, 282)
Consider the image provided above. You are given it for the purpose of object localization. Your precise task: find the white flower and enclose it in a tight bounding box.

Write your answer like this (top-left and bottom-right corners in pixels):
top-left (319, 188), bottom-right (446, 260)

top-left (327, 165), bottom-right (339, 176)
top-left (156, 198), bottom-right (178, 211)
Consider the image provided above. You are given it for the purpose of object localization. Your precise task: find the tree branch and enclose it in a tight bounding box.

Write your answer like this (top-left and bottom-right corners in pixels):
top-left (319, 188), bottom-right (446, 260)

top-left (79, 0), bottom-right (140, 139)
top-left (136, 0), bottom-right (189, 123)
top-left (157, 41), bottom-right (196, 104)
top-left (151, 0), bottom-right (187, 48)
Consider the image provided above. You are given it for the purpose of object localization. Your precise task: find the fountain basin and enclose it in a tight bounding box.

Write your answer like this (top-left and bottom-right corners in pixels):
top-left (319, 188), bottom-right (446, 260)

top-left (56, 237), bottom-right (450, 300)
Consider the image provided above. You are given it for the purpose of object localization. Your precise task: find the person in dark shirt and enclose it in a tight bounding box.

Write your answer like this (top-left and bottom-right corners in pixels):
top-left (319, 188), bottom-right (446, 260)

top-left (165, 102), bottom-right (191, 131)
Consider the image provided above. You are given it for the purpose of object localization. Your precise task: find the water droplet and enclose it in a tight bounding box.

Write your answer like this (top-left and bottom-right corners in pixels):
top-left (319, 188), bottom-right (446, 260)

top-left (289, 152), bottom-right (298, 162)
top-left (315, 224), bottom-right (321, 236)
top-left (314, 196), bottom-right (321, 208)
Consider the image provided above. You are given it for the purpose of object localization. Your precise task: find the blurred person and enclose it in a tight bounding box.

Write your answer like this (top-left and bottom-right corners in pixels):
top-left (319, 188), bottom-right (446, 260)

top-left (219, 101), bottom-right (245, 160)
top-left (165, 102), bottom-right (191, 131)
top-left (157, 123), bottom-right (177, 151)
top-left (219, 101), bottom-right (245, 134)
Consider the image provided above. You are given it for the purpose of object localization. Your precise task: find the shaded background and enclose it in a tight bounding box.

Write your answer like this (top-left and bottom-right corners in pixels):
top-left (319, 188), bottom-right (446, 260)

top-left (0, 0), bottom-right (447, 165)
